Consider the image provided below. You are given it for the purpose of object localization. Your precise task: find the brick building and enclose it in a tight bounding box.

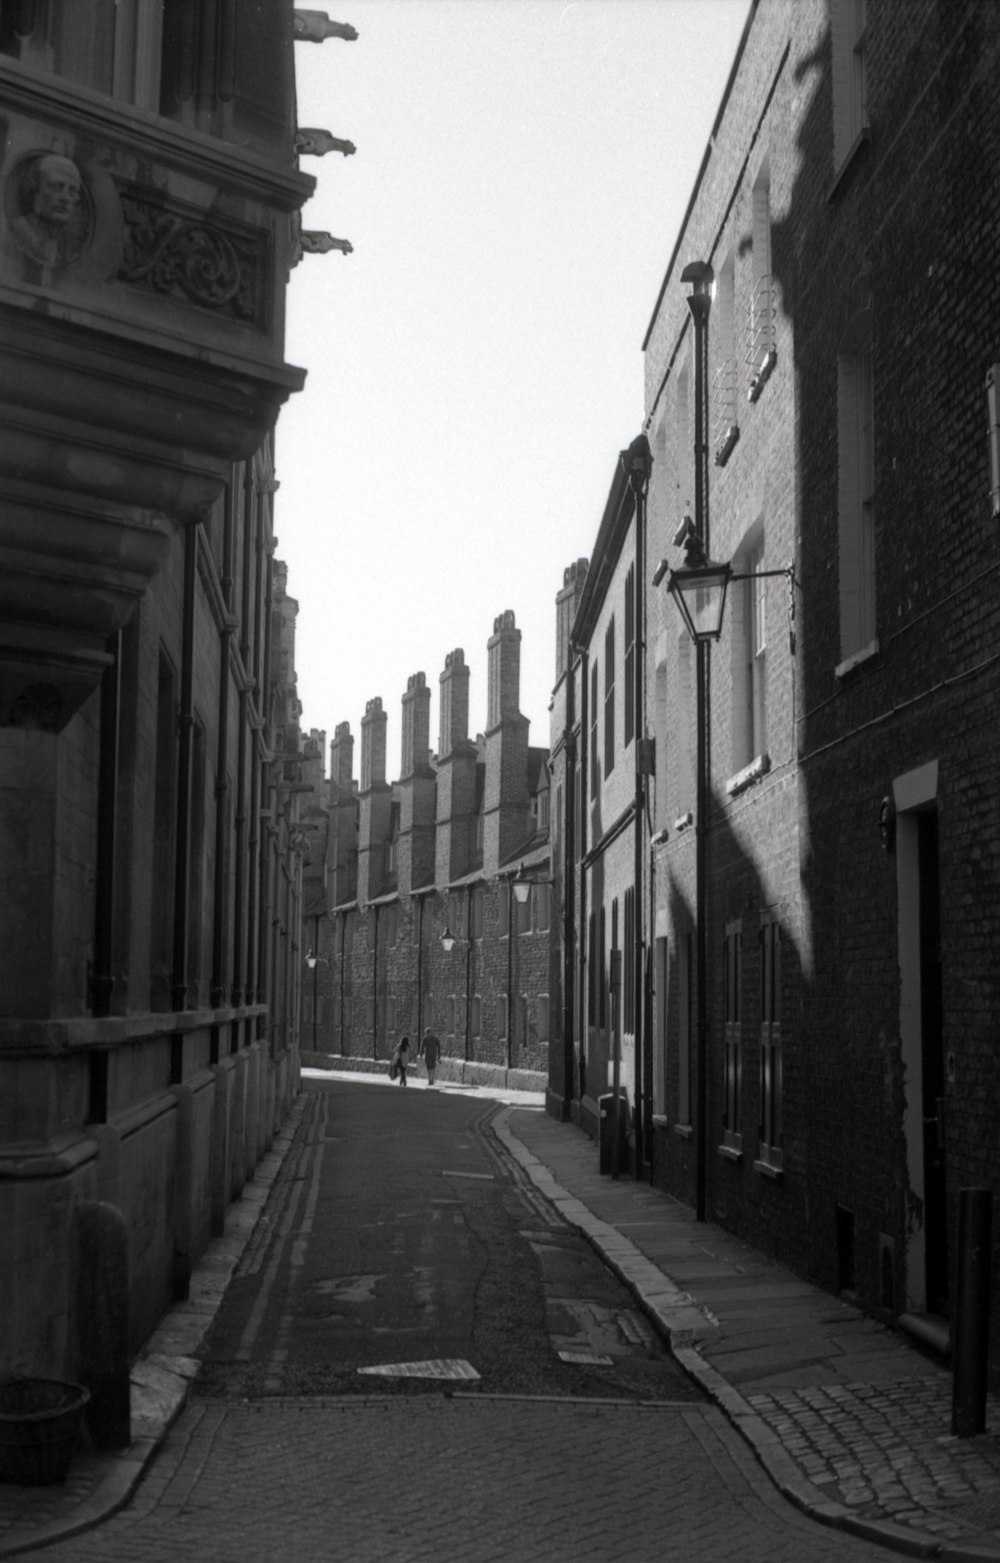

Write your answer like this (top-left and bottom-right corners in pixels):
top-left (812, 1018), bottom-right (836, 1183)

top-left (303, 614), bottom-right (553, 1086)
top-left (551, 0), bottom-right (1000, 1384)
top-left (0, 4), bottom-right (353, 1426)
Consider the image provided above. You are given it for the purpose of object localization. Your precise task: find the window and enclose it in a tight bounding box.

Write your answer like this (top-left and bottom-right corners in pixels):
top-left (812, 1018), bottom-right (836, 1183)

top-left (731, 531), bottom-right (768, 771)
top-left (624, 567), bottom-right (635, 748)
top-left (151, 651), bottom-right (177, 1011)
top-left (676, 357), bottom-right (694, 519)
top-left (515, 885), bottom-right (531, 935)
top-left (623, 887), bottom-right (636, 1034)
top-left (654, 936), bottom-right (669, 1117)
top-left (677, 933), bottom-right (692, 1128)
top-left (676, 634), bottom-right (696, 816)
top-left (536, 881), bottom-right (550, 933)
top-left (498, 994), bottom-right (508, 1040)
top-left (723, 921), bottom-right (742, 1152)
top-left (499, 887), bottom-right (509, 938)
top-left (758, 915), bottom-right (783, 1172)
top-left (587, 911), bottom-right (597, 1025)
top-left (713, 252), bottom-right (740, 465)
top-left (446, 996), bottom-right (456, 1038)
top-left (536, 995), bottom-right (549, 1043)
top-left (604, 619), bottom-right (615, 775)
top-left (471, 886), bottom-right (484, 940)
top-left (832, 0), bottom-right (868, 172)
top-left (599, 904), bottom-right (607, 1029)
top-left (589, 661), bottom-right (599, 797)
top-left (471, 996), bottom-right (481, 1038)
top-left (747, 164), bottom-right (776, 401)
top-left (186, 719), bottom-right (206, 1005)
top-left (838, 336), bottom-right (876, 664)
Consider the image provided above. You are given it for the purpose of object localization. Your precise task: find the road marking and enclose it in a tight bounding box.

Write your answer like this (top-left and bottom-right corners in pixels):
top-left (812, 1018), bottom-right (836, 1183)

top-left (357, 1359), bottom-right (481, 1381)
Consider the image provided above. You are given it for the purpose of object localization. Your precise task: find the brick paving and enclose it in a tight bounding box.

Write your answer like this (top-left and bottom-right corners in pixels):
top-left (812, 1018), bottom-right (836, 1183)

top-left (16, 1397), bottom-right (898, 1563)
top-left (4, 1078), bottom-right (1000, 1562)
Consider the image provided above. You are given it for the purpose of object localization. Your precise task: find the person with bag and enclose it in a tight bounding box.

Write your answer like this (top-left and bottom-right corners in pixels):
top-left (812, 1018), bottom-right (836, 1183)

top-left (389, 1035), bottom-right (410, 1087)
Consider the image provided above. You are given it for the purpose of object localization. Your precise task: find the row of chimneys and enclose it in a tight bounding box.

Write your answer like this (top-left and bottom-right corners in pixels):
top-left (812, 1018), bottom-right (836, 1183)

top-left (312, 611), bottom-right (534, 908)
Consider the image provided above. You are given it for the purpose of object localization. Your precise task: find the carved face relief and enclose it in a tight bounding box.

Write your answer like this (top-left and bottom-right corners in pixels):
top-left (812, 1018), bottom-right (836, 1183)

top-left (8, 152), bottom-right (92, 267)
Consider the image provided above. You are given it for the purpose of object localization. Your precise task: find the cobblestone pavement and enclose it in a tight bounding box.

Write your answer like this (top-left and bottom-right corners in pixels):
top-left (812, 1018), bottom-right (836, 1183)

top-left (746, 1380), bottom-right (1000, 1549)
top-left (500, 1105), bottom-right (1000, 1561)
top-left (22, 1396), bottom-right (900, 1563)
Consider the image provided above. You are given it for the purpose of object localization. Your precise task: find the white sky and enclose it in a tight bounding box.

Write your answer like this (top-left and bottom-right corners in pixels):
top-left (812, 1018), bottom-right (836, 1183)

top-left (277, 0), bottom-right (751, 774)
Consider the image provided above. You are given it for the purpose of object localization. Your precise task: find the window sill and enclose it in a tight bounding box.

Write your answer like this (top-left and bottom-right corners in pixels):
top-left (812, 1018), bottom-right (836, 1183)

top-left (753, 1157), bottom-right (784, 1181)
top-left (714, 424), bottom-right (740, 467)
top-left (673, 1122), bottom-right (693, 1140)
top-left (673, 811), bottom-right (693, 832)
top-left (718, 1141), bottom-right (743, 1163)
top-left (827, 126), bottom-right (871, 203)
top-left (651, 1114), bottom-right (669, 1129)
top-left (747, 348), bottom-right (777, 404)
top-left (726, 753), bottom-right (770, 798)
top-left (835, 640), bottom-right (879, 680)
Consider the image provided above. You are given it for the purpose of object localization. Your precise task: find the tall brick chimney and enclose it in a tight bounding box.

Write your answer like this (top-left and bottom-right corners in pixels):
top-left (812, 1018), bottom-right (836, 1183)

top-left (483, 611), bottom-right (529, 874)
top-left (326, 721), bottom-right (358, 908)
top-left (357, 698), bottom-right (391, 906)
top-left (435, 649), bottom-right (479, 884)
top-left (397, 673), bottom-right (435, 893)
top-left (555, 558), bottom-right (588, 681)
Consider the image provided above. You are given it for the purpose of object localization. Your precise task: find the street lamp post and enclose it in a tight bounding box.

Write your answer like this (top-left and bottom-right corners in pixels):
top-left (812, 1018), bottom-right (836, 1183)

top-left (684, 259), bottom-right (713, 1224)
top-left (654, 266), bottom-right (794, 1222)
top-left (304, 947), bottom-right (328, 1054)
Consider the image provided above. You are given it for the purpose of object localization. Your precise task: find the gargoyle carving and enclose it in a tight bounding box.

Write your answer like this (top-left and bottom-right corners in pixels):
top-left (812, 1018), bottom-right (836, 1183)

top-left (295, 128), bottom-right (357, 158)
top-left (300, 231), bottom-right (353, 255)
top-left (293, 11), bottom-right (358, 42)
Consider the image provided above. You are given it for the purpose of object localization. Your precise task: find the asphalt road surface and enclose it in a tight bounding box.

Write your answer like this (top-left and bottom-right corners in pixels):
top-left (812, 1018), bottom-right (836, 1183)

top-left (27, 1080), bottom-right (901, 1561)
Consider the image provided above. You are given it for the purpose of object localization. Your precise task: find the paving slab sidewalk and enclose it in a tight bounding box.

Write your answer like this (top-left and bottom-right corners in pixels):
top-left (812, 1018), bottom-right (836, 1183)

top-left (494, 1105), bottom-right (1000, 1563)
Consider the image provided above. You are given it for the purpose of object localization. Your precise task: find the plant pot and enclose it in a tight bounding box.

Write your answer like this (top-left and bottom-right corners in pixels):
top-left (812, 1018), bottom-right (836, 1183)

top-left (0, 1379), bottom-right (91, 1486)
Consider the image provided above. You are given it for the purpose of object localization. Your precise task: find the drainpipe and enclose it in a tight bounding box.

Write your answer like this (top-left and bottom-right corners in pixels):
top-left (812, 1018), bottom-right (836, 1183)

top-left (561, 679), bottom-right (577, 1119)
top-left (627, 435), bottom-right (652, 1171)
top-left (507, 874), bottom-right (514, 1072)
top-left (416, 893), bottom-right (424, 1037)
top-left (171, 520), bottom-right (197, 1028)
top-left (211, 483), bottom-right (236, 1010)
top-left (371, 903), bottom-right (379, 1060)
top-left (339, 911), bottom-right (347, 1053)
top-left (465, 883), bottom-right (473, 1062)
top-left (577, 646), bottom-right (589, 1104)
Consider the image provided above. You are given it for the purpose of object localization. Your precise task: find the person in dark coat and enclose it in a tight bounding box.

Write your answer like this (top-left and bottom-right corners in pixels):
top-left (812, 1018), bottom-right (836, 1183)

top-left (420, 1026), bottom-right (442, 1086)
top-left (391, 1035), bottom-right (410, 1086)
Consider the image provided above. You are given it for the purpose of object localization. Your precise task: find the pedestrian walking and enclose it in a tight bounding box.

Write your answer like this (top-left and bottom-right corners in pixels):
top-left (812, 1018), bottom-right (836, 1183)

top-left (420, 1026), bottom-right (442, 1086)
top-left (390, 1035), bottom-right (410, 1087)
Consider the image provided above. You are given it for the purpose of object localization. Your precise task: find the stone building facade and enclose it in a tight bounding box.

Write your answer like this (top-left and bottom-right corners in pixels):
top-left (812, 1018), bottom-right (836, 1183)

top-left (0, 3), bottom-right (353, 1428)
top-left (303, 614), bottom-right (553, 1085)
top-left (551, 0), bottom-right (1000, 1385)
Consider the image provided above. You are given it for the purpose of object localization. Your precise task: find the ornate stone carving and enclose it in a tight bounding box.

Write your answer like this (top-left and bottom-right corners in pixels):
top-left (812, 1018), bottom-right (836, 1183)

top-left (295, 128), bottom-right (356, 157)
top-left (117, 194), bottom-right (265, 323)
top-left (6, 151), bottom-right (93, 268)
top-left (6, 683), bottom-right (64, 731)
top-left (293, 11), bottom-right (358, 42)
top-left (299, 230), bottom-right (353, 255)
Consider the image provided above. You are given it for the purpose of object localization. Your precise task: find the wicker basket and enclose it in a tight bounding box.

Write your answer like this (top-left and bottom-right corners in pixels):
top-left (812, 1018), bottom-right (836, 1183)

top-left (0, 1379), bottom-right (90, 1486)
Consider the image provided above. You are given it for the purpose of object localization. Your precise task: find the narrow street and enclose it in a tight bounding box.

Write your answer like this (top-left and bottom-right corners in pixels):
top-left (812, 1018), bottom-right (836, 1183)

top-left (27, 1081), bottom-right (901, 1562)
